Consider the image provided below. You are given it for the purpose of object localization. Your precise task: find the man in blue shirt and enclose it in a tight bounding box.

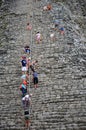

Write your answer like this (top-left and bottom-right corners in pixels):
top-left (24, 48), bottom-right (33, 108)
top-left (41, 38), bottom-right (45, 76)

top-left (21, 56), bottom-right (27, 74)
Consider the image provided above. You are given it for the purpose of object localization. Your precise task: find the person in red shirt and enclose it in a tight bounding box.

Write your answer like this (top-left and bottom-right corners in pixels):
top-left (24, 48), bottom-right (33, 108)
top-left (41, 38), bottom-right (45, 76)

top-left (47, 3), bottom-right (52, 10)
top-left (43, 4), bottom-right (52, 11)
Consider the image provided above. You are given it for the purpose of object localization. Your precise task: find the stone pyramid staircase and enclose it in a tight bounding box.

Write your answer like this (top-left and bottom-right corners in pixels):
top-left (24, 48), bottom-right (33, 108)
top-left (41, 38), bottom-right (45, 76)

top-left (0, 0), bottom-right (86, 130)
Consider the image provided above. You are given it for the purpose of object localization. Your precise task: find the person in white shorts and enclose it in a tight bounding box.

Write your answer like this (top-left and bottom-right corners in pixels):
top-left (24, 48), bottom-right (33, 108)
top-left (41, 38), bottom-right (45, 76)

top-left (21, 56), bottom-right (27, 74)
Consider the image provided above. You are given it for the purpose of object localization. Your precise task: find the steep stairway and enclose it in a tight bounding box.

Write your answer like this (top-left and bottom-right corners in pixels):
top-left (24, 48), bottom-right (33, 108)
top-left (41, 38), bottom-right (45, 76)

top-left (0, 0), bottom-right (86, 130)
top-left (29, 0), bottom-right (86, 130)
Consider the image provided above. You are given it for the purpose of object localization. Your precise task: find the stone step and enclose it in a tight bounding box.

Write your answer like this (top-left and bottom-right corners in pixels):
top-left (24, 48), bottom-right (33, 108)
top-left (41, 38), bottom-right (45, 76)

top-left (0, 0), bottom-right (86, 129)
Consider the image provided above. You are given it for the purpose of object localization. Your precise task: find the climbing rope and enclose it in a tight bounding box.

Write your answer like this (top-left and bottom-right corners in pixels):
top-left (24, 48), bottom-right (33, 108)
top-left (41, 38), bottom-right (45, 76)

top-left (23, 1), bottom-right (34, 129)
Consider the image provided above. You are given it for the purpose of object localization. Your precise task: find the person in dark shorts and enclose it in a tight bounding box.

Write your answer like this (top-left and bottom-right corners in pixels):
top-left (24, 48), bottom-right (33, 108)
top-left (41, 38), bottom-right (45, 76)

top-left (24, 110), bottom-right (30, 128)
top-left (33, 71), bottom-right (38, 88)
top-left (54, 19), bottom-right (60, 30)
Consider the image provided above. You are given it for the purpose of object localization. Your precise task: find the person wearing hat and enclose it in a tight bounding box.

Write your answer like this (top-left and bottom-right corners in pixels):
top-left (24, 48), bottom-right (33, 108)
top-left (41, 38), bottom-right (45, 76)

top-left (22, 94), bottom-right (32, 128)
top-left (22, 94), bottom-right (31, 109)
top-left (21, 72), bottom-right (29, 83)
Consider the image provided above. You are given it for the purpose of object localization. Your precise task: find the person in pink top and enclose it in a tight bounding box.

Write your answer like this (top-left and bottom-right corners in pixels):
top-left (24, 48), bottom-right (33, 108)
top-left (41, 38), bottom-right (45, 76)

top-left (36, 32), bottom-right (42, 44)
top-left (26, 22), bottom-right (32, 31)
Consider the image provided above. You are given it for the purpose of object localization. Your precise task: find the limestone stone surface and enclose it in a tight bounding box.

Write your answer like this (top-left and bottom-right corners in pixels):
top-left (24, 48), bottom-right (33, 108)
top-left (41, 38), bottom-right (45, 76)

top-left (0, 0), bottom-right (86, 130)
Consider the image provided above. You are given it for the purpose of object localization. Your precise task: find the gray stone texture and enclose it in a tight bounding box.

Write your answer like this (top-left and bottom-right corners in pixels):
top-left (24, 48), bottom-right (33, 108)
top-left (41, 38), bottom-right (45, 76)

top-left (0, 0), bottom-right (86, 130)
